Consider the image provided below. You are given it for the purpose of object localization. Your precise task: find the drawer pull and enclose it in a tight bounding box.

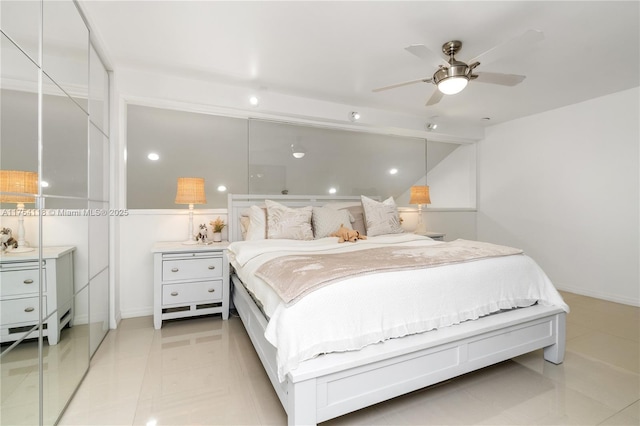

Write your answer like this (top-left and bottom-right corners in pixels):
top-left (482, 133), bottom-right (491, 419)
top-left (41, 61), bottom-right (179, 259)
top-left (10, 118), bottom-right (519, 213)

top-left (23, 279), bottom-right (34, 284)
top-left (171, 268), bottom-right (179, 272)
top-left (208, 288), bottom-right (215, 293)
top-left (24, 307), bottom-right (35, 313)
top-left (171, 291), bottom-right (178, 296)
top-left (208, 265), bottom-right (216, 270)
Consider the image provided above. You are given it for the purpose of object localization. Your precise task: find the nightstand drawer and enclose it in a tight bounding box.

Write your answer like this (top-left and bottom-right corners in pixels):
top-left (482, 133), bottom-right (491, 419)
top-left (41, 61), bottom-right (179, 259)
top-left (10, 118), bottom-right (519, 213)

top-left (162, 280), bottom-right (223, 305)
top-left (162, 257), bottom-right (223, 282)
top-left (1, 296), bottom-right (45, 324)
top-left (0, 268), bottom-right (43, 297)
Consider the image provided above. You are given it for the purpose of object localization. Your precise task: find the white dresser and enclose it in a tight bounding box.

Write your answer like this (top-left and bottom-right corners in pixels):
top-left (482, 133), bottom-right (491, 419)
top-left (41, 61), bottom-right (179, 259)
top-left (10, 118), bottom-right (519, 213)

top-left (152, 242), bottom-right (230, 329)
top-left (0, 247), bottom-right (75, 345)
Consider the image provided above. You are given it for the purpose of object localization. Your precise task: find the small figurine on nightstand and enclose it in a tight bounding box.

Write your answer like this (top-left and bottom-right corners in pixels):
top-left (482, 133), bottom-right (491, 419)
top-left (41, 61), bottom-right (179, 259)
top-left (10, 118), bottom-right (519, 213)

top-left (196, 223), bottom-right (208, 244)
top-left (1, 228), bottom-right (18, 252)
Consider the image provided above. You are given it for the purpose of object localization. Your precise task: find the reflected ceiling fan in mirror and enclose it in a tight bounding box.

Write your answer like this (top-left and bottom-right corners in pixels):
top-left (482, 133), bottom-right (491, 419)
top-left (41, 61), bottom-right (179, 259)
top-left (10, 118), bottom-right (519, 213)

top-left (373, 29), bottom-right (544, 106)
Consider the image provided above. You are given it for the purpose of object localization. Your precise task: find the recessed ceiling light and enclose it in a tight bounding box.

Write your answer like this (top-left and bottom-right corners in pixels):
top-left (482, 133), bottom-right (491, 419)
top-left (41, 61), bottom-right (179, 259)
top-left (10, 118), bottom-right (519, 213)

top-left (249, 96), bottom-right (259, 106)
top-left (389, 168), bottom-right (398, 175)
top-left (40, 181), bottom-right (49, 188)
top-left (349, 111), bottom-right (361, 122)
top-left (217, 185), bottom-right (227, 192)
top-left (147, 153), bottom-right (159, 161)
top-left (328, 187), bottom-right (337, 194)
top-left (482, 117), bottom-right (491, 121)
top-left (425, 123), bottom-right (438, 131)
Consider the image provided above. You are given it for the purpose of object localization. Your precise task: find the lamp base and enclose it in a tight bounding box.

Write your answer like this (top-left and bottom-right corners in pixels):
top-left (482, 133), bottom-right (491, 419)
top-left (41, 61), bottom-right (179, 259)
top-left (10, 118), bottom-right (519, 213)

top-left (414, 222), bottom-right (427, 235)
top-left (182, 240), bottom-right (198, 245)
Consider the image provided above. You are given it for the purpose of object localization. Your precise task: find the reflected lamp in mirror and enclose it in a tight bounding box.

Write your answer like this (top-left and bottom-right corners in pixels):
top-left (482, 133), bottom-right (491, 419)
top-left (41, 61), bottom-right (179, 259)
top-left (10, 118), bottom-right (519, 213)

top-left (0, 170), bottom-right (38, 252)
top-left (175, 177), bottom-right (206, 245)
top-left (409, 185), bottom-right (431, 235)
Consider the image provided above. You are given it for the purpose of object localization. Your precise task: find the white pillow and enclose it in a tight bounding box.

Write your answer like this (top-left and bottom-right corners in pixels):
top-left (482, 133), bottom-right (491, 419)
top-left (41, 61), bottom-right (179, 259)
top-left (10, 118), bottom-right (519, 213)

top-left (361, 195), bottom-right (404, 237)
top-left (312, 206), bottom-right (353, 239)
top-left (265, 200), bottom-right (313, 240)
top-left (245, 205), bottom-right (267, 240)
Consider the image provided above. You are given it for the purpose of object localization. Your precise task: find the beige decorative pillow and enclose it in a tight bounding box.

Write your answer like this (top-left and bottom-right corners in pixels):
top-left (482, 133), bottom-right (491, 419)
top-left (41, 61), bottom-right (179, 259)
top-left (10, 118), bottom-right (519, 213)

top-left (323, 202), bottom-right (365, 235)
top-left (239, 216), bottom-right (250, 240)
top-left (345, 205), bottom-right (367, 236)
top-left (312, 207), bottom-right (353, 239)
top-left (245, 205), bottom-right (267, 240)
top-left (265, 200), bottom-right (313, 240)
top-left (361, 195), bottom-right (404, 237)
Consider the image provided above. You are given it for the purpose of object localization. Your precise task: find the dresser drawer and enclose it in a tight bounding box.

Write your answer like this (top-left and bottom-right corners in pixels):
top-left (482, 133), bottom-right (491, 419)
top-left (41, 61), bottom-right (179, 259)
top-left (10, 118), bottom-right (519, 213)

top-left (1, 296), bottom-right (45, 325)
top-left (162, 280), bottom-right (223, 305)
top-left (162, 257), bottom-right (223, 282)
top-left (0, 268), bottom-right (43, 297)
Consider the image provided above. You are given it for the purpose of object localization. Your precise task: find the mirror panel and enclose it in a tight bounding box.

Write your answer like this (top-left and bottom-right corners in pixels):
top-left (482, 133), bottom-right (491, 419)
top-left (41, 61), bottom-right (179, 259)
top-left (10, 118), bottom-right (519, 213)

top-left (0, 0), bottom-right (40, 65)
top-left (89, 123), bottom-right (109, 202)
top-left (42, 285), bottom-right (89, 425)
top-left (248, 119), bottom-right (426, 202)
top-left (125, 105), bottom-right (478, 209)
top-left (0, 327), bottom-right (42, 425)
top-left (89, 44), bottom-right (109, 136)
top-left (41, 74), bottom-right (88, 202)
top-left (42, 0), bottom-right (89, 111)
top-left (126, 104), bottom-right (249, 208)
top-left (0, 33), bottom-right (38, 181)
top-left (89, 267), bottom-right (109, 356)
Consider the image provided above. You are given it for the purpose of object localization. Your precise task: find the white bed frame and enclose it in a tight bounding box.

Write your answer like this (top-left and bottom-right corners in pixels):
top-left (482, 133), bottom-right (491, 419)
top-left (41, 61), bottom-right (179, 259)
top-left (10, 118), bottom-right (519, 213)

top-left (227, 194), bottom-right (566, 426)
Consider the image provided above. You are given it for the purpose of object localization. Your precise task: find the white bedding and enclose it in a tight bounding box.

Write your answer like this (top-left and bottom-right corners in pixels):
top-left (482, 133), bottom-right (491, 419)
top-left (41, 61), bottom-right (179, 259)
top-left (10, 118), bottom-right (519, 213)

top-left (228, 234), bottom-right (569, 382)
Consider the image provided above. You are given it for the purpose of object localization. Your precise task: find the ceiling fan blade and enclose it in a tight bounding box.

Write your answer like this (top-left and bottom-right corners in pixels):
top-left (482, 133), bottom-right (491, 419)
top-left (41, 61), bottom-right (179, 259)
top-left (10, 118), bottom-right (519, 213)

top-left (372, 77), bottom-right (431, 92)
top-left (468, 29), bottom-right (544, 65)
top-left (426, 90), bottom-right (443, 106)
top-left (474, 72), bottom-right (526, 86)
top-left (405, 44), bottom-right (448, 67)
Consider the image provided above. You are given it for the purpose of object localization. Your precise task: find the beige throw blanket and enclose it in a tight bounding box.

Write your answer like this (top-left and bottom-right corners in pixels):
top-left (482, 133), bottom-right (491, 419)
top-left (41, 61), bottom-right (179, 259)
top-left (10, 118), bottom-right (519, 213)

top-left (255, 239), bottom-right (523, 305)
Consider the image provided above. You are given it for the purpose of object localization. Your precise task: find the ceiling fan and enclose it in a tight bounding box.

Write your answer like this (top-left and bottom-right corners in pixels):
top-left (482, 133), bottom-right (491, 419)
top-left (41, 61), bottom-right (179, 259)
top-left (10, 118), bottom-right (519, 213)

top-left (373, 29), bottom-right (544, 106)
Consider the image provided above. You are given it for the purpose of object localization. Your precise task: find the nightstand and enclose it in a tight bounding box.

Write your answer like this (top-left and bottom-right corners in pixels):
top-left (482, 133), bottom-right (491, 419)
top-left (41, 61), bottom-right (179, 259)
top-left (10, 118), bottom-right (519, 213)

top-left (0, 247), bottom-right (75, 345)
top-left (152, 242), bottom-right (230, 329)
top-left (422, 232), bottom-right (446, 241)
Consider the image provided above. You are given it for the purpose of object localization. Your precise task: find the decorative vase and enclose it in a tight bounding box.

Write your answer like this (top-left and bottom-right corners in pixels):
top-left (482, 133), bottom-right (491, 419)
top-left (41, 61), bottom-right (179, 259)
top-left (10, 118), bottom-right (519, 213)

top-left (212, 232), bottom-right (222, 242)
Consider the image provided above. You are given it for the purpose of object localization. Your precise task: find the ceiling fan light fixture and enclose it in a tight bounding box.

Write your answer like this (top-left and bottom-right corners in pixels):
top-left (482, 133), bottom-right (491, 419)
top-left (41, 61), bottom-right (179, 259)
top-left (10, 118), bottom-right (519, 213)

top-left (437, 76), bottom-right (468, 95)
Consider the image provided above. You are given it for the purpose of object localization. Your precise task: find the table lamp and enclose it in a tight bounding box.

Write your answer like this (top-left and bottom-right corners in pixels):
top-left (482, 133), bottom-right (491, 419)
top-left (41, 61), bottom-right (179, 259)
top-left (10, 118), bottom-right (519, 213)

top-left (409, 185), bottom-right (431, 235)
top-left (0, 170), bottom-right (38, 252)
top-left (175, 177), bottom-right (206, 245)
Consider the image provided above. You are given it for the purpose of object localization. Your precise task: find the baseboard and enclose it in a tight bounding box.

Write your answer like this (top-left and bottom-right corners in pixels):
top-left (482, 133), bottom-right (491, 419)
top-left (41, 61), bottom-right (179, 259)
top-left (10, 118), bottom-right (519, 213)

top-left (120, 307), bottom-right (154, 319)
top-left (556, 284), bottom-right (639, 307)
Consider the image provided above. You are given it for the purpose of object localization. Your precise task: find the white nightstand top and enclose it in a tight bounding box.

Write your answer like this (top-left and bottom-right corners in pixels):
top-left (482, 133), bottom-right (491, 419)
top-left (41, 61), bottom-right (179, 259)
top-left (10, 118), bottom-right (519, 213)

top-left (0, 246), bottom-right (76, 262)
top-left (152, 241), bottom-right (230, 253)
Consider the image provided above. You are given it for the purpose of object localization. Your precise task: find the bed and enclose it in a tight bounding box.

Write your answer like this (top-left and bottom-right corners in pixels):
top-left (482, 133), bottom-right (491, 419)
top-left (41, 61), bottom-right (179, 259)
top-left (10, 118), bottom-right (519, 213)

top-left (227, 194), bottom-right (568, 426)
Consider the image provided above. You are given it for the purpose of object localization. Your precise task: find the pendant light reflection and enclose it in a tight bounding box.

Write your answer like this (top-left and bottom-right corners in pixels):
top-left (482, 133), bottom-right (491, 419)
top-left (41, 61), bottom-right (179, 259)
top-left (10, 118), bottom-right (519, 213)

top-left (291, 142), bottom-right (306, 159)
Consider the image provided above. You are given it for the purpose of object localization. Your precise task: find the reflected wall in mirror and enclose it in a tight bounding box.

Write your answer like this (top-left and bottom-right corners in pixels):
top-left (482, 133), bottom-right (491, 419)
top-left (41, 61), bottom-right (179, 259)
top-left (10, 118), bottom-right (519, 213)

top-left (127, 104), bottom-right (249, 208)
top-left (248, 119), bottom-right (426, 203)
top-left (42, 74), bottom-right (89, 203)
top-left (126, 106), bottom-right (477, 209)
top-left (42, 0), bottom-right (89, 111)
top-left (0, 0), bottom-right (41, 66)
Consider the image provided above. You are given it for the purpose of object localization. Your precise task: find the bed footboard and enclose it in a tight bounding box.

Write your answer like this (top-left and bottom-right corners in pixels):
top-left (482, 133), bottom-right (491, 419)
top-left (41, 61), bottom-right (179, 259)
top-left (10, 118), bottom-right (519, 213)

top-left (232, 274), bottom-right (566, 426)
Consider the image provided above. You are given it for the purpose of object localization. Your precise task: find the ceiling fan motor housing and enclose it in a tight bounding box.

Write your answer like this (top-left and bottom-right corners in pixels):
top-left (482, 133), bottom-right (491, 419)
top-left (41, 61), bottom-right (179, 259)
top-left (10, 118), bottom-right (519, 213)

top-left (433, 60), bottom-right (469, 84)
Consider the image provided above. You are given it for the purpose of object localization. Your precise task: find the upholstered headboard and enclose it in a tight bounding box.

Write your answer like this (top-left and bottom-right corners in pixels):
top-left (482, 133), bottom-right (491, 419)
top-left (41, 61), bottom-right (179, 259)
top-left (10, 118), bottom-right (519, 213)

top-left (227, 194), bottom-right (373, 242)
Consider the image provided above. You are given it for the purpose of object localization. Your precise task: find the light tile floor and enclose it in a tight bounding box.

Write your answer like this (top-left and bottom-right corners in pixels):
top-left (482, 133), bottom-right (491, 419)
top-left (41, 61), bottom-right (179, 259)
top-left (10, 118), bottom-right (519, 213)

top-left (59, 292), bottom-right (639, 425)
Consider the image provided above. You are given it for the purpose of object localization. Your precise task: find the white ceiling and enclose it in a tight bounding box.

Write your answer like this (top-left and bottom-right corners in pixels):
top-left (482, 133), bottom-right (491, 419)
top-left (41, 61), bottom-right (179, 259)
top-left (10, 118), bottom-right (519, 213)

top-left (81, 1), bottom-right (640, 128)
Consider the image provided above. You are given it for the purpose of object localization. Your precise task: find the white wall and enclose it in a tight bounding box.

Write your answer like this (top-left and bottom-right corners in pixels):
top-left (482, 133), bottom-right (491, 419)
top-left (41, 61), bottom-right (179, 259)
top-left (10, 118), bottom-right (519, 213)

top-left (477, 87), bottom-right (639, 306)
top-left (118, 209), bottom-right (227, 318)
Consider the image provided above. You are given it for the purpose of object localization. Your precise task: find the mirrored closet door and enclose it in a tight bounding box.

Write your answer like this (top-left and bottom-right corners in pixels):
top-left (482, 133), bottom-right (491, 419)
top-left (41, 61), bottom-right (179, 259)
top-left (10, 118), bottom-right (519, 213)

top-left (0, 1), bottom-right (111, 424)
